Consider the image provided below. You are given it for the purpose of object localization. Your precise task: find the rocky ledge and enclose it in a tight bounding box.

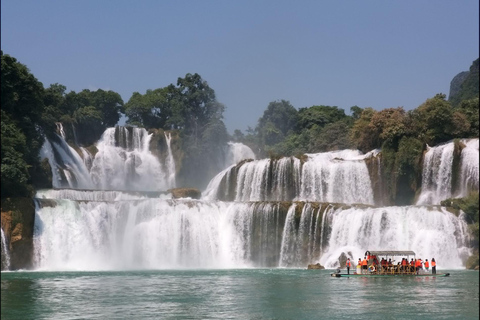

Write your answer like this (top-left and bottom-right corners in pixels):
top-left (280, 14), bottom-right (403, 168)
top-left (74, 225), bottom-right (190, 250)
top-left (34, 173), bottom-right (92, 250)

top-left (169, 188), bottom-right (202, 199)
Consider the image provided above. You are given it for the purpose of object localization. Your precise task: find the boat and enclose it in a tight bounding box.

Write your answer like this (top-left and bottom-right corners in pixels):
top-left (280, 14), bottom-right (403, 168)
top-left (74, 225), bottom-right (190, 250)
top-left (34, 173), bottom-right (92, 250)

top-left (330, 250), bottom-right (450, 277)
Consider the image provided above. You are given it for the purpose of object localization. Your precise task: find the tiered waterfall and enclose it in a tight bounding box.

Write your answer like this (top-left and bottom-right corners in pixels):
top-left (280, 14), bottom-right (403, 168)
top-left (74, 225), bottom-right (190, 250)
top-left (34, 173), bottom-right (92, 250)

top-left (3, 127), bottom-right (477, 271)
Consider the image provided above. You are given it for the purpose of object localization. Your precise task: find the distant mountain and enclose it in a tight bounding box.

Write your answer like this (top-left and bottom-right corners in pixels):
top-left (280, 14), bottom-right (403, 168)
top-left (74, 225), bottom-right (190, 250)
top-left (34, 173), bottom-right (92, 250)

top-left (449, 58), bottom-right (479, 106)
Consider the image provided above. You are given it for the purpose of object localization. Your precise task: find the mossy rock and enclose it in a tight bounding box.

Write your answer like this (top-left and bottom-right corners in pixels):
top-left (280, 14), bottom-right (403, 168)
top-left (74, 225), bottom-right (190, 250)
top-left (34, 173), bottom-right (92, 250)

top-left (466, 253), bottom-right (479, 270)
top-left (307, 263), bottom-right (325, 270)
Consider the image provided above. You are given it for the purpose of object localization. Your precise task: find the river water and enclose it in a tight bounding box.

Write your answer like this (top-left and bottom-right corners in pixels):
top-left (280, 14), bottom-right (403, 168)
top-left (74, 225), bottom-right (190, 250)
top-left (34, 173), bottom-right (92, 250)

top-left (1, 269), bottom-right (478, 320)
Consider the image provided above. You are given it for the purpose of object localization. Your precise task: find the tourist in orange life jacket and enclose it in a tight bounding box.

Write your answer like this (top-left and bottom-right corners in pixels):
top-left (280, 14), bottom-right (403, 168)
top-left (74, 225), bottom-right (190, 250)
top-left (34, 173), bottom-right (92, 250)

top-left (401, 258), bottom-right (407, 273)
top-left (362, 257), bottom-right (368, 274)
top-left (346, 258), bottom-right (352, 274)
top-left (410, 258), bottom-right (415, 272)
top-left (415, 258), bottom-right (421, 274)
top-left (424, 259), bottom-right (430, 271)
top-left (431, 258), bottom-right (436, 274)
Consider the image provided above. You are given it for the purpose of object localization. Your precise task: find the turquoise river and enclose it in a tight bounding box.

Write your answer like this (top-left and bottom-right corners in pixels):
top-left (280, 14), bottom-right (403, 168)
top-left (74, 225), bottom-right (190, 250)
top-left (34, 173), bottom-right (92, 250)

top-left (1, 269), bottom-right (478, 320)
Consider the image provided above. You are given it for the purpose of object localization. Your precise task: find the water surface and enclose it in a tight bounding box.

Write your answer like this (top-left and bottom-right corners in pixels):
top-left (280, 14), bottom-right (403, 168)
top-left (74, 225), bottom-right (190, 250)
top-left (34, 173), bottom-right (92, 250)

top-left (1, 269), bottom-right (478, 320)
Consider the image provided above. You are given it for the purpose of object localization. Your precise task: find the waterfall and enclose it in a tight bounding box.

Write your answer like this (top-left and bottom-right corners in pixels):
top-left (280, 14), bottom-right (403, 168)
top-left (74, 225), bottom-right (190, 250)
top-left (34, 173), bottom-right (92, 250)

top-left (318, 206), bottom-right (470, 269)
top-left (417, 142), bottom-right (455, 204)
top-left (33, 196), bottom-right (289, 270)
top-left (32, 191), bottom-right (469, 270)
top-left (89, 127), bottom-right (167, 191)
top-left (206, 149), bottom-right (374, 205)
top-left (164, 132), bottom-right (176, 188)
top-left (41, 126), bottom-right (176, 192)
top-left (1, 228), bottom-right (10, 271)
top-left (298, 150), bottom-right (374, 204)
top-left (223, 142), bottom-right (256, 168)
top-left (417, 139), bottom-right (479, 205)
top-left (56, 122), bottom-right (66, 139)
top-left (27, 130), bottom-right (476, 272)
top-left (456, 139), bottom-right (479, 197)
top-left (40, 134), bottom-right (94, 189)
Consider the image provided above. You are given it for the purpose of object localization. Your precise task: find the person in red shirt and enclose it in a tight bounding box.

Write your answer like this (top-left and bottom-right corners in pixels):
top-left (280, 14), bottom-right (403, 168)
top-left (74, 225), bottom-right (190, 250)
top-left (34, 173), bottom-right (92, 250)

top-left (431, 258), bottom-right (436, 274)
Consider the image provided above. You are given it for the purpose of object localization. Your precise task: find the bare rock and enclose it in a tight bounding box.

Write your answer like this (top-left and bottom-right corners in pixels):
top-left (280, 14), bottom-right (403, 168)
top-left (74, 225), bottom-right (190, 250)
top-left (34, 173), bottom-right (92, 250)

top-left (169, 188), bottom-right (201, 199)
top-left (307, 263), bottom-right (325, 270)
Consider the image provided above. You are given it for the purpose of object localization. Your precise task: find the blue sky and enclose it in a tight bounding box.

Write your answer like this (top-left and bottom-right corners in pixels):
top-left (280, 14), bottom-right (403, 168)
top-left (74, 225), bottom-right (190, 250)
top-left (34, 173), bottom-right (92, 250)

top-left (1, 0), bottom-right (478, 133)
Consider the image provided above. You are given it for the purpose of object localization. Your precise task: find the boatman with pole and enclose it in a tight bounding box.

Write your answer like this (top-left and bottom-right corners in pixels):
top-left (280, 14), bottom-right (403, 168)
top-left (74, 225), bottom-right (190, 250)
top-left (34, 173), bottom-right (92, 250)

top-left (346, 258), bottom-right (352, 274)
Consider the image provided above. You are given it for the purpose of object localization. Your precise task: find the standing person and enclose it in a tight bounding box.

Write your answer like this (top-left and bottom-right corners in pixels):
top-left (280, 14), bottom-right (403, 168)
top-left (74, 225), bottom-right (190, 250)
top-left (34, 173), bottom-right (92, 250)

top-left (415, 258), bottom-right (421, 274)
top-left (356, 259), bottom-right (362, 274)
top-left (431, 258), bottom-right (436, 274)
top-left (346, 258), bottom-right (352, 274)
top-left (424, 259), bottom-right (429, 271)
top-left (362, 257), bottom-right (368, 274)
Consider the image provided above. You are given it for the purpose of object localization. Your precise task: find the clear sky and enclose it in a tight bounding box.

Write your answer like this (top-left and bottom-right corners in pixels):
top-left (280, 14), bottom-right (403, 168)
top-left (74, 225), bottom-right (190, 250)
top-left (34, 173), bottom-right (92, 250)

top-left (1, 0), bottom-right (478, 133)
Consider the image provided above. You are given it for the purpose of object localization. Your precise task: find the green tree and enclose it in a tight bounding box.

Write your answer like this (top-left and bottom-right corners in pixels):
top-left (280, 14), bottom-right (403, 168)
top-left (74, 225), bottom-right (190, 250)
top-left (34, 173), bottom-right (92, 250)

top-left (350, 107), bottom-right (379, 153)
top-left (257, 100), bottom-right (298, 147)
top-left (1, 52), bottom-right (47, 198)
top-left (0, 111), bottom-right (31, 197)
top-left (455, 98), bottom-right (479, 137)
top-left (411, 94), bottom-right (457, 145)
top-left (297, 105), bottom-right (346, 130)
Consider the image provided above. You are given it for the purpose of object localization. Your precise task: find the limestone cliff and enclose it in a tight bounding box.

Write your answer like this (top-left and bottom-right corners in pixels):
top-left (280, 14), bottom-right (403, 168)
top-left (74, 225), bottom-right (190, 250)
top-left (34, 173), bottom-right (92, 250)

top-left (1, 198), bottom-right (36, 270)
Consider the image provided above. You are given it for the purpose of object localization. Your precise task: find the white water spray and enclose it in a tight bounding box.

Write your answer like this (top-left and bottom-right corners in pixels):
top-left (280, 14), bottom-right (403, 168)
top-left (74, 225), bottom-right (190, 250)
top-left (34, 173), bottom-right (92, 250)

top-left (318, 206), bottom-right (470, 269)
top-left (1, 228), bottom-right (10, 270)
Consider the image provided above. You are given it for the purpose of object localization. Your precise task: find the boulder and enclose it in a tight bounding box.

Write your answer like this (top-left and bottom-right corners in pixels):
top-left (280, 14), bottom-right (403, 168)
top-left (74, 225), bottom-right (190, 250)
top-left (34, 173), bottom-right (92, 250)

top-left (169, 188), bottom-right (201, 199)
top-left (307, 263), bottom-right (325, 270)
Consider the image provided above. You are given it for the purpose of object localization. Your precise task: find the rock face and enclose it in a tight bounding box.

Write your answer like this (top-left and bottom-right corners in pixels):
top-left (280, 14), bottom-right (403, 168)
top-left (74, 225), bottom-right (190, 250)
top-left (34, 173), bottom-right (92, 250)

top-left (448, 58), bottom-right (479, 106)
top-left (1, 198), bottom-right (36, 270)
top-left (307, 263), bottom-right (325, 270)
top-left (169, 188), bottom-right (202, 199)
top-left (449, 71), bottom-right (469, 101)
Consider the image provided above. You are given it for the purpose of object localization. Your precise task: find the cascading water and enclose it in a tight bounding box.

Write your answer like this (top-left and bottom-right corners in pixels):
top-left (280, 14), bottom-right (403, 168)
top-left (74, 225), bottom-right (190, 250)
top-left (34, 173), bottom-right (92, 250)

top-left (318, 206), bottom-right (471, 269)
top-left (457, 139), bottom-right (479, 197)
top-left (417, 138), bottom-right (479, 205)
top-left (41, 126), bottom-right (177, 192)
top-left (205, 149), bottom-right (374, 204)
top-left (33, 192), bottom-right (291, 270)
top-left (223, 142), bottom-right (256, 167)
top-left (28, 127), bottom-right (475, 271)
top-left (89, 127), bottom-right (170, 191)
top-left (164, 132), bottom-right (176, 188)
top-left (417, 142), bottom-right (455, 205)
top-left (298, 150), bottom-right (374, 204)
top-left (1, 228), bottom-right (10, 271)
top-left (32, 189), bottom-right (469, 270)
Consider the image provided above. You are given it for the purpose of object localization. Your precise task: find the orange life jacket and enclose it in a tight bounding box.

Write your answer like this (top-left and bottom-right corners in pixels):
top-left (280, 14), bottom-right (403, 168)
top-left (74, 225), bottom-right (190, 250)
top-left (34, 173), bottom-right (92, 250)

top-left (346, 260), bottom-right (351, 267)
top-left (362, 259), bottom-right (368, 266)
top-left (431, 261), bottom-right (436, 267)
top-left (424, 261), bottom-right (429, 268)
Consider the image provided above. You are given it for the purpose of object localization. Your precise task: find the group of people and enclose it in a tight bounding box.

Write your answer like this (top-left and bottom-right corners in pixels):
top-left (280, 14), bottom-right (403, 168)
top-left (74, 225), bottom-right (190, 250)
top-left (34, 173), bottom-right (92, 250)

top-left (345, 254), bottom-right (437, 275)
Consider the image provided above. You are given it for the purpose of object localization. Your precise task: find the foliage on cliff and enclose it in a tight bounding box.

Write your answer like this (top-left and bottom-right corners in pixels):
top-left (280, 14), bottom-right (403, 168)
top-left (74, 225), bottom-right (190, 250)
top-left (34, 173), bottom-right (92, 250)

top-left (1, 51), bottom-right (478, 200)
top-left (449, 58), bottom-right (479, 107)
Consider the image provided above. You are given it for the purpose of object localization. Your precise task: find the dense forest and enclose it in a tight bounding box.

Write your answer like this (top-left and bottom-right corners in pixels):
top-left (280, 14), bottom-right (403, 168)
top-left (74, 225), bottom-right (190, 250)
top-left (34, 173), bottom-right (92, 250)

top-left (1, 51), bottom-right (479, 249)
